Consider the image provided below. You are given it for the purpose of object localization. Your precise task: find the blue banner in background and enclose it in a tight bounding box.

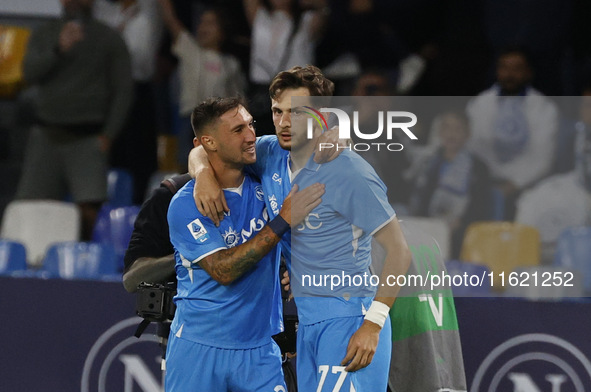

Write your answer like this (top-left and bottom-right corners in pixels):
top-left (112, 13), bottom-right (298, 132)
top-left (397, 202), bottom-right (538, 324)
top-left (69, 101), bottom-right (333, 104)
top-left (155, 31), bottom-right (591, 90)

top-left (1, 277), bottom-right (164, 392)
top-left (456, 297), bottom-right (591, 392)
top-left (2, 277), bottom-right (590, 392)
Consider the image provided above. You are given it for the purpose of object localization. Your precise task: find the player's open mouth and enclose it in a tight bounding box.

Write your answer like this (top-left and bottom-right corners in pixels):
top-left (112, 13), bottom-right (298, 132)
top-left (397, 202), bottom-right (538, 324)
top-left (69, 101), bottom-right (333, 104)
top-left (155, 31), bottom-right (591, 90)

top-left (244, 146), bottom-right (255, 153)
top-left (280, 133), bottom-right (291, 141)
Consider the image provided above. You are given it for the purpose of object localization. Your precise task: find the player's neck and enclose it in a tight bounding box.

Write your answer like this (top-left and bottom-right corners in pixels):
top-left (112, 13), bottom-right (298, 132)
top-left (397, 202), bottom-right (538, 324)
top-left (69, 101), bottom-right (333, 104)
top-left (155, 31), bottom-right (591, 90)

top-left (289, 141), bottom-right (316, 172)
top-left (211, 159), bottom-right (245, 188)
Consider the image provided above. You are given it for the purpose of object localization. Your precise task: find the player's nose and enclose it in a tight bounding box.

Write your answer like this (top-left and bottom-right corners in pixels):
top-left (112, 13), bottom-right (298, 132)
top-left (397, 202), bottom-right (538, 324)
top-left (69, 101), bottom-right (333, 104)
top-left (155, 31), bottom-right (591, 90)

top-left (279, 112), bottom-right (291, 128)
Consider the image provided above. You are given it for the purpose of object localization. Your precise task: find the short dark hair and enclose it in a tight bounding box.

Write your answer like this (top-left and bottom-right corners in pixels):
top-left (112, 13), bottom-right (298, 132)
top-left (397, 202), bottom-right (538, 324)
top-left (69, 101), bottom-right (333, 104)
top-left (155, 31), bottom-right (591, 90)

top-left (191, 97), bottom-right (245, 137)
top-left (269, 65), bottom-right (335, 100)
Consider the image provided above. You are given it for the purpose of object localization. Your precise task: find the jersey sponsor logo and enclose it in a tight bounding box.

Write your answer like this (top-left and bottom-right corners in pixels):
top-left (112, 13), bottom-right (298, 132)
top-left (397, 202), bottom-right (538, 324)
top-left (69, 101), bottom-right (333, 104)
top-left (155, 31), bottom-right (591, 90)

top-left (307, 107), bottom-right (418, 141)
top-left (268, 195), bottom-right (280, 216)
top-left (296, 213), bottom-right (323, 231)
top-left (223, 227), bottom-right (239, 248)
top-left (471, 333), bottom-right (591, 392)
top-left (187, 218), bottom-right (208, 242)
top-left (255, 185), bottom-right (264, 201)
top-left (272, 173), bottom-right (282, 184)
top-left (241, 209), bottom-right (269, 242)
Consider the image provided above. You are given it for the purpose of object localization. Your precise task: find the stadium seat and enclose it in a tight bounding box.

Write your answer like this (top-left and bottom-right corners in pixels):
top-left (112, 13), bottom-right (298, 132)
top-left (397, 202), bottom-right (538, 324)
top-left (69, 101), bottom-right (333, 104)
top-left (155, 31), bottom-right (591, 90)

top-left (504, 265), bottom-right (584, 300)
top-left (0, 239), bottom-right (27, 275)
top-left (39, 241), bottom-right (118, 280)
top-left (107, 168), bottom-right (134, 207)
top-left (92, 204), bottom-right (140, 270)
top-left (554, 226), bottom-right (591, 294)
top-left (445, 259), bottom-right (492, 297)
top-left (398, 217), bottom-right (451, 261)
top-left (0, 200), bottom-right (80, 267)
top-left (459, 222), bottom-right (540, 289)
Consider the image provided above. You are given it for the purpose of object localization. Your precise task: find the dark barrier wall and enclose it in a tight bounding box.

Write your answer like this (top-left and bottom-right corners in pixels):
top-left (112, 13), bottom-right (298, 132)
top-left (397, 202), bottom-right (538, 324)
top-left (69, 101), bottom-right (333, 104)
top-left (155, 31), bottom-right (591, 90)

top-left (1, 277), bottom-right (164, 392)
top-left (2, 277), bottom-right (590, 391)
top-left (456, 297), bottom-right (591, 392)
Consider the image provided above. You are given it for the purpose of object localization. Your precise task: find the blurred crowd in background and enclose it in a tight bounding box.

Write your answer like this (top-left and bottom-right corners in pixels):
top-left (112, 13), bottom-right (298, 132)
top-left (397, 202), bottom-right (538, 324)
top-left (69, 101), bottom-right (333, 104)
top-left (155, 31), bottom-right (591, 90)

top-left (2, 0), bottom-right (591, 268)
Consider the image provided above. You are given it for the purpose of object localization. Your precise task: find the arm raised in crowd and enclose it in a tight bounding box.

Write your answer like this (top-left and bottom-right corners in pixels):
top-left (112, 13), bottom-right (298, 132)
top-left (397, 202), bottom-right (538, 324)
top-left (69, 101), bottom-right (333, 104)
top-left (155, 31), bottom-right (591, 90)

top-left (157, 0), bottom-right (185, 41)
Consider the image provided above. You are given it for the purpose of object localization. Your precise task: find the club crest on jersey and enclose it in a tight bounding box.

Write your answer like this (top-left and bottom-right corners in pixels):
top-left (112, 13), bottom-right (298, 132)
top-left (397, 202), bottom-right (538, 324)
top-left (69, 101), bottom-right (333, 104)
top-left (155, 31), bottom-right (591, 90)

top-left (255, 185), bottom-right (264, 201)
top-left (272, 173), bottom-right (282, 184)
top-left (187, 218), bottom-right (208, 242)
top-left (223, 227), bottom-right (239, 247)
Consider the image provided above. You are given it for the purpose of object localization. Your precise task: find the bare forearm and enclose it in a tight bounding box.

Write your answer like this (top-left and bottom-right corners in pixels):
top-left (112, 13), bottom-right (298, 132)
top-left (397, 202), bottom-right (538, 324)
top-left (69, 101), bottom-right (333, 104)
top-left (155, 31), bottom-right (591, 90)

top-left (197, 182), bottom-right (322, 285)
top-left (374, 247), bottom-right (412, 304)
top-left (188, 146), bottom-right (211, 178)
top-left (158, 0), bottom-right (184, 40)
top-left (200, 225), bottom-right (282, 285)
top-left (242, 0), bottom-right (260, 27)
top-left (373, 220), bottom-right (412, 305)
top-left (123, 255), bottom-right (176, 292)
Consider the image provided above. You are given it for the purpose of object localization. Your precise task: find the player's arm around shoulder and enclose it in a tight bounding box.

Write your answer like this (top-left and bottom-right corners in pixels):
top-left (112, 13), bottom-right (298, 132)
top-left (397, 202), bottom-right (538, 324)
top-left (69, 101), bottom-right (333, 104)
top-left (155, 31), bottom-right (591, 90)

top-left (341, 217), bottom-right (412, 372)
top-left (193, 182), bottom-right (325, 286)
top-left (189, 137), bottom-right (279, 226)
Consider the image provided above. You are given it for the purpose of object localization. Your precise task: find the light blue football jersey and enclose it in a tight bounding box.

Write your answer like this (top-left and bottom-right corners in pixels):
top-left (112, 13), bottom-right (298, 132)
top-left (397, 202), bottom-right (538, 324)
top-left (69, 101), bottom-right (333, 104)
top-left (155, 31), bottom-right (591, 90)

top-left (247, 135), bottom-right (293, 263)
top-left (249, 136), bottom-right (395, 325)
top-left (167, 175), bottom-right (283, 349)
top-left (291, 150), bottom-right (395, 325)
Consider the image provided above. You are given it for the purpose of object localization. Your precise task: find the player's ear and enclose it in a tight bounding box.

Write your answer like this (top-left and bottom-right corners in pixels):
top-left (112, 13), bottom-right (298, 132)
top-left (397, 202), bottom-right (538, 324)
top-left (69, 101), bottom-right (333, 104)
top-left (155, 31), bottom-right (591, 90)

top-left (201, 135), bottom-right (217, 152)
top-left (193, 137), bottom-right (201, 148)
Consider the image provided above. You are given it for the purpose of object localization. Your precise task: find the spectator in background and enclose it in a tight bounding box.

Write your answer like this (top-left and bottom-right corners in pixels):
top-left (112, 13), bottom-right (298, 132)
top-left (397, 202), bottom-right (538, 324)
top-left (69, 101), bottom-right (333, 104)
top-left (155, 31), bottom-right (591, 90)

top-left (94, 0), bottom-right (162, 204)
top-left (409, 111), bottom-right (493, 259)
top-left (482, 0), bottom-right (572, 96)
top-left (315, 0), bottom-right (435, 95)
top-left (516, 93), bottom-right (591, 263)
top-left (466, 46), bottom-right (558, 219)
top-left (18, 0), bottom-right (133, 240)
top-left (244, 0), bottom-right (329, 134)
top-left (157, 0), bottom-right (246, 170)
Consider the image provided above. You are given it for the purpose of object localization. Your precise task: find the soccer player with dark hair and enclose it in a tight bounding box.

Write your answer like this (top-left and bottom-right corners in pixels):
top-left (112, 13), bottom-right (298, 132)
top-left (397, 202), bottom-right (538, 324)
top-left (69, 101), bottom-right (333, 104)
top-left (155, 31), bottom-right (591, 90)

top-left (165, 96), bottom-right (324, 392)
top-left (189, 66), bottom-right (412, 391)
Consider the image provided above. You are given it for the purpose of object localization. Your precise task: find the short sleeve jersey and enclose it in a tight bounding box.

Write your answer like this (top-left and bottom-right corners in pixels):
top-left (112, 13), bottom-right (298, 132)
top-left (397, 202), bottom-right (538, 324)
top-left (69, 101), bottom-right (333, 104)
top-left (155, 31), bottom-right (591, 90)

top-left (167, 176), bottom-right (283, 349)
top-left (290, 150), bottom-right (396, 325)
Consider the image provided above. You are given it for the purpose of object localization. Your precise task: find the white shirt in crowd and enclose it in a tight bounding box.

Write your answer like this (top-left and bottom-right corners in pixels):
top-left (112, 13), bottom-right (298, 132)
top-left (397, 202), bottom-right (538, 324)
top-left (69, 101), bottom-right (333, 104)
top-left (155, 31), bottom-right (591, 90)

top-left (94, 0), bottom-right (162, 82)
top-left (250, 8), bottom-right (315, 84)
top-left (172, 31), bottom-right (245, 116)
top-left (466, 86), bottom-right (558, 190)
